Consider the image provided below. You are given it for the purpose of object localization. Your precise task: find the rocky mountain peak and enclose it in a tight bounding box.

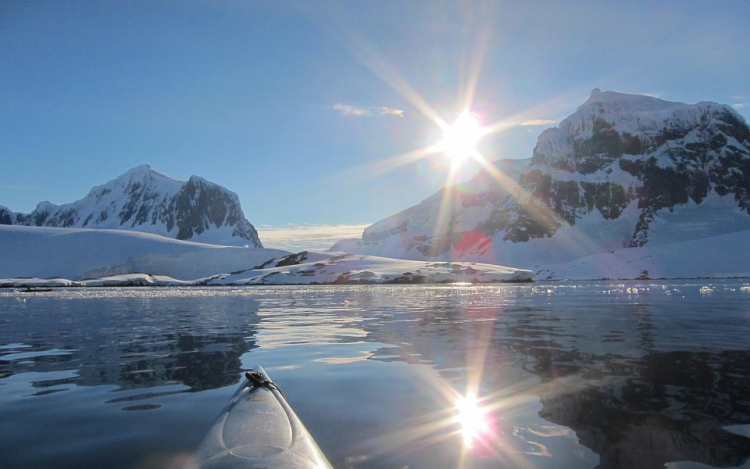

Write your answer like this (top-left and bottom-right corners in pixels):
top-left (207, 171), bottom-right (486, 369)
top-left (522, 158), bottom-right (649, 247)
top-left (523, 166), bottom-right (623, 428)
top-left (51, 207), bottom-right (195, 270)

top-left (524, 91), bottom-right (750, 245)
top-left (1, 166), bottom-right (263, 247)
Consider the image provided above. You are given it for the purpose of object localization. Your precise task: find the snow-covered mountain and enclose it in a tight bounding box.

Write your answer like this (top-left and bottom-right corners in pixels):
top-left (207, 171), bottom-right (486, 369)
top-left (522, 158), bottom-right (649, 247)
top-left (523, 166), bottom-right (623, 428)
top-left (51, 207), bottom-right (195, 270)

top-left (333, 157), bottom-right (531, 259)
top-left (333, 90), bottom-right (750, 272)
top-left (0, 165), bottom-right (263, 247)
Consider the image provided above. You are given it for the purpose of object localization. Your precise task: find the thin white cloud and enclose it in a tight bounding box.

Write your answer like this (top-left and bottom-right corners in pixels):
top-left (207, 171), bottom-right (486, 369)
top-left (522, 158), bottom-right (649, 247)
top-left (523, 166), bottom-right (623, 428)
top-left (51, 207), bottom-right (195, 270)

top-left (727, 95), bottom-right (747, 110)
top-left (333, 103), bottom-right (404, 118)
top-left (257, 223), bottom-right (370, 252)
top-left (519, 119), bottom-right (559, 127)
top-left (376, 106), bottom-right (404, 117)
top-left (333, 103), bottom-right (372, 117)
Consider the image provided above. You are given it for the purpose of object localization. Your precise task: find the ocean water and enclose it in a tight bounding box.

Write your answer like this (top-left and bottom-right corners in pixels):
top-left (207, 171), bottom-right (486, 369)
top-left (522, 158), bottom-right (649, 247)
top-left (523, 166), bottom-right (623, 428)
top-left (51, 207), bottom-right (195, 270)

top-left (1, 281), bottom-right (749, 469)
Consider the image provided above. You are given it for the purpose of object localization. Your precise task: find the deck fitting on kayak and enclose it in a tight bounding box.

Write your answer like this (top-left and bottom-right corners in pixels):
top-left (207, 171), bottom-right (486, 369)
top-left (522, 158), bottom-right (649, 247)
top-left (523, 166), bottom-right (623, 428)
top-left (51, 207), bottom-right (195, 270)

top-left (245, 371), bottom-right (284, 396)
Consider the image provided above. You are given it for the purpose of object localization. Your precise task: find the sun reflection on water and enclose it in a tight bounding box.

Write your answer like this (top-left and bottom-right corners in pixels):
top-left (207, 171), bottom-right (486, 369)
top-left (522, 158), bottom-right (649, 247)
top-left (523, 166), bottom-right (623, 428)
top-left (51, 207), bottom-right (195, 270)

top-left (455, 393), bottom-right (489, 448)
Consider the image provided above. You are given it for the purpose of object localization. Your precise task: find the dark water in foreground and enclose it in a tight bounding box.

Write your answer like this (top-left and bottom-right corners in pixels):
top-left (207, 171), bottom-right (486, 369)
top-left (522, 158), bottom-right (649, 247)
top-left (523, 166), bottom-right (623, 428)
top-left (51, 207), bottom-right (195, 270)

top-left (1, 282), bottom-right (749, 469)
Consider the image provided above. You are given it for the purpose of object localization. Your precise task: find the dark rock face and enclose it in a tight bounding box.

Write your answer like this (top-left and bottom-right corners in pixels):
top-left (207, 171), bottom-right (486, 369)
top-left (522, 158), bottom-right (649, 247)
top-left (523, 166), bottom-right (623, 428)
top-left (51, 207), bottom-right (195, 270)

top-left (169, 176), bottom-right (260, 243)
top-left (341, 90), bottom-right (750, 259)
top-left (0, 206), bottom-right (13, 225)
top-left (1, 166), bottom-right (262, 247)
top-left (499, 92), bottom-right (750, 247)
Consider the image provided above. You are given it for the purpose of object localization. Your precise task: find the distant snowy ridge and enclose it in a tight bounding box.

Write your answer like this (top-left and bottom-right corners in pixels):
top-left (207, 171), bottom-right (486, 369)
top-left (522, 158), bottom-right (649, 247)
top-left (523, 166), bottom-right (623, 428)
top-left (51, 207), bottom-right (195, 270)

top-left (0, 225), bottom-right (532, 285)
top-left (0, 225), bottom-right (285, 281)
top-left (0, 165), bottom-right (263, 247)
top-left (2, 223), bottom-right (747, 285)
top-left (333, 90), bottom-right (750, 272)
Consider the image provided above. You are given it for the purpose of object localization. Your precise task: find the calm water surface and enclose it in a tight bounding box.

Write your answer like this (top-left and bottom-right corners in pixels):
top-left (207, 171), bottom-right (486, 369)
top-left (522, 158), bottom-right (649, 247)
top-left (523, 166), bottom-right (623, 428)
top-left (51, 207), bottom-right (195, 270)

top-left (1, 281), bottom-right (750, 469)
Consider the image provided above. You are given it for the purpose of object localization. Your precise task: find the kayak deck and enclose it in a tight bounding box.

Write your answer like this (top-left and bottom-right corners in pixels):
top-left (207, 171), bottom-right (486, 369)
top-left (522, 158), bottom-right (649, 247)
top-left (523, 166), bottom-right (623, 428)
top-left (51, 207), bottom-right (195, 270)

top-left (192, 366), bottom-right (333, 469)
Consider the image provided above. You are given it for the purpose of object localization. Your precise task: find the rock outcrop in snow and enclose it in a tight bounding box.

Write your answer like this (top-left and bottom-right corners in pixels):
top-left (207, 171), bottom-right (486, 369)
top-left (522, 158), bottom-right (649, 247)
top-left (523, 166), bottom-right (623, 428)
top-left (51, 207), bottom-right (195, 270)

top-left (1, 165), bottom-right (263, 247)
top-left (333, 90), bottom-right (750, 270)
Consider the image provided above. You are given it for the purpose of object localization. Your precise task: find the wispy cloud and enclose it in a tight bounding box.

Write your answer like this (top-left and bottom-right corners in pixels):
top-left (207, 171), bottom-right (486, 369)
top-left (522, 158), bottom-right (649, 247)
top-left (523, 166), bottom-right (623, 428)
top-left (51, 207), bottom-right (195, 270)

top-left (728, 95), bottom-right (747, 110)
top-left (333, 103), bottom-right (404, 118)
top-left (333, 103), bottom-right (371, 117)
top-left (375, 106), bottom-right (404, 117)
top-left (519, 119), bottom-right (559, 127)
top-left (257, 223), bottom-right (370, 252)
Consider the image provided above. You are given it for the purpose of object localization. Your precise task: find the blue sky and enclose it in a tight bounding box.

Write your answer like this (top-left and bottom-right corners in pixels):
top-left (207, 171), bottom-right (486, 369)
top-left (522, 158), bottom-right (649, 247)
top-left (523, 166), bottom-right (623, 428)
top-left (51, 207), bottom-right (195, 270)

top-left (2, 1), bottom-right (750, 250)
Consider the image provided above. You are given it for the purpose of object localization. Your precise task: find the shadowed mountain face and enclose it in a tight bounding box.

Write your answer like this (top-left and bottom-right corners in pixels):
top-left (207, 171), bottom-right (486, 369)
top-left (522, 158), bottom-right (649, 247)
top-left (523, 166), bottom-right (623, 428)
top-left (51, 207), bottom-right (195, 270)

top-left (0, 165), bottom-right (262, 247)
top-left (333, 90), bottom-right (750, 265)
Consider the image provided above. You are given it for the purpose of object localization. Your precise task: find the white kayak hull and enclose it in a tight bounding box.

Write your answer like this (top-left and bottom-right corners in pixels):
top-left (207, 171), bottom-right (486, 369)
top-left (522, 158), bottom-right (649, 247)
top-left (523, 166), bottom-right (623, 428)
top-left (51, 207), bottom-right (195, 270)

top-left (191, 366), bottom-right (334, 469)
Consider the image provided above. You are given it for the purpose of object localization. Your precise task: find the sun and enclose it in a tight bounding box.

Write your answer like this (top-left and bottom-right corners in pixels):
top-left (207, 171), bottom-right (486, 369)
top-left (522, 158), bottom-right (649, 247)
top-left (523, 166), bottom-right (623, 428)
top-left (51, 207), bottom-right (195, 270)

top-left (434, 111), bottom-right (487, 167)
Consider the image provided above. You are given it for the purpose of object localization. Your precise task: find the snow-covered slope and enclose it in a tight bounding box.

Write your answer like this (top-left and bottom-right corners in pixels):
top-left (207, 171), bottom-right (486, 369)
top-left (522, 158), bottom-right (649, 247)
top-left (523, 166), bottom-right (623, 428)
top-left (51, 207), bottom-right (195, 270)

top-left (333, 90), bottom-right (750, 272)
top-left (2, 223), bottom-right (745, 285)
top-left (332, 157), bottom-right (531, 258)
top-left (0, 225), bottom-right (285, 281)
top-left (1, 165), bottom-right (263, 247)
top-left (0, 225), bottom-right (533, 285)
top-left (535, 229), bottom-right (750, 280)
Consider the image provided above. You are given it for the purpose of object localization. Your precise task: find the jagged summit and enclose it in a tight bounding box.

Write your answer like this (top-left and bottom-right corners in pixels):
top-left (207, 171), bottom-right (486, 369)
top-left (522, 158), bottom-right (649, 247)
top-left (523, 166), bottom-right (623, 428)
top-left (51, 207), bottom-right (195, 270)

top-left (1, 166), bottom-right (263, 247)
top-left (333, 90), bottom-right (750, 268)
top-left (116, 164), bottom-right (180, 182)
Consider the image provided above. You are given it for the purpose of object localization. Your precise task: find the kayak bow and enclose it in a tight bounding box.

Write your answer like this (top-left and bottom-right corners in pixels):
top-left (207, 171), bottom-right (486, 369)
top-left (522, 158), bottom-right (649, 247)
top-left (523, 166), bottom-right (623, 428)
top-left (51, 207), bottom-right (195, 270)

top-left (191, 366), bottom-right (334, 469)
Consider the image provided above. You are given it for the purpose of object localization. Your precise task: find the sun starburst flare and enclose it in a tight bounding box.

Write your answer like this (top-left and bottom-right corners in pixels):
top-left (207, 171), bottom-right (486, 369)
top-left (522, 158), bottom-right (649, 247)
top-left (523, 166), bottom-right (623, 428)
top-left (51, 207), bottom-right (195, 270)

top-left (431, 111), bottom-right (490, 170)
top-left (315, 3), bottom-right (579, 262)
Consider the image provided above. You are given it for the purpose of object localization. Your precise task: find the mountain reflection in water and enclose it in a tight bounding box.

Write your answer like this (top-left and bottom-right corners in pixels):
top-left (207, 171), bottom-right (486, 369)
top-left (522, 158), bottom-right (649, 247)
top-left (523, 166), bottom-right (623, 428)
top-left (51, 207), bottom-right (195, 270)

top-left (0, 292), bottom-right (261, 391)
top-left (0, 283), bottom-right (749, 469)
top-left (537, 350), bottom-right (750, 469)
top-left (360, 283), bottom-right (750, 469)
